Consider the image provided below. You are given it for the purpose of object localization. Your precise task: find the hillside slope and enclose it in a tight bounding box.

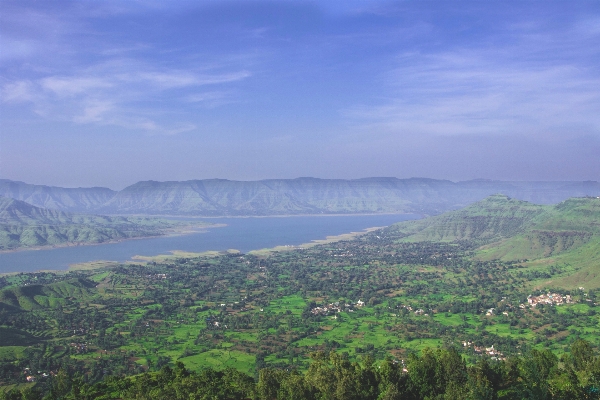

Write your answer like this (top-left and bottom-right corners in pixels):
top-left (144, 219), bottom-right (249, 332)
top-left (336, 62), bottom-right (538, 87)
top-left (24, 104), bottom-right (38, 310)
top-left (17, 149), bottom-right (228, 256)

top-left (0, 196), bottom-right (184, 251)
top-left (477, 197), bottom-right (600, 260)
top-left (387, 195), bottom-right (600, 288)
top-left (0, 278), bottom-right (96, 311)
top-left (388, 195), bottom-right (600, 254)
top-left (386, 194), bottom-right (548, 244)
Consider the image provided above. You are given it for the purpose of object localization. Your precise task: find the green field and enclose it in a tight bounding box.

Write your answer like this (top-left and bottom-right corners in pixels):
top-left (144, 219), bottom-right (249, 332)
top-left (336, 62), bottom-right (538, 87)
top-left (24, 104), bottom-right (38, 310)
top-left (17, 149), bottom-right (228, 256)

top-left (1, 195), bottom-right (599, 394)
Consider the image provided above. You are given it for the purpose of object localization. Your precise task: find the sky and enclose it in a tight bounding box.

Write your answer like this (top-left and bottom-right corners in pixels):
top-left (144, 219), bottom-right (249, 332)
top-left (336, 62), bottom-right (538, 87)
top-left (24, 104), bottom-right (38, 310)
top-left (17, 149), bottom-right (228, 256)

top-left (1, 0), bottom-right (599, 189)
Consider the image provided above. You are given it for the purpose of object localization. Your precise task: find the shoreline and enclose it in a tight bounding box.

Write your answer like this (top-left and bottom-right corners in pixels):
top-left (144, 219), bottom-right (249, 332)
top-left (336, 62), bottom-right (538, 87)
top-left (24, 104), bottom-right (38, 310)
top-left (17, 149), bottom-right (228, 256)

top-left (0, 224), bottom-right (386, 276)
top-left (0, 213), bottom-right (417, 255)
top-left (0, 214), bottom-right (415, 275)
top-left (248, 226), bottom-right (383, 256)
top-left (0, 223), bottom-right (226, 255)
top-left (104, 211), bottom-right (418, 219)
top-left (122, 226), bottom-right (384, 263)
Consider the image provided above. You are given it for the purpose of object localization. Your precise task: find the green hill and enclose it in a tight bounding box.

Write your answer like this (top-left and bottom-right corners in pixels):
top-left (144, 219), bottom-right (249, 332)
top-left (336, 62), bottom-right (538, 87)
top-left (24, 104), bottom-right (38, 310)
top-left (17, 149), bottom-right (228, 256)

top-left (386, 194), bottom-right (548, 244)
top-left (479, 197), bottom-right (600, 289)
top-left (0, 278), bottom-right (96, 311)
top-left (0, 196), bottom-right (187, 251)
top-left (476, 197), bottom-right (600, 260)
top-left (388, 195), bottom-right (600, 288)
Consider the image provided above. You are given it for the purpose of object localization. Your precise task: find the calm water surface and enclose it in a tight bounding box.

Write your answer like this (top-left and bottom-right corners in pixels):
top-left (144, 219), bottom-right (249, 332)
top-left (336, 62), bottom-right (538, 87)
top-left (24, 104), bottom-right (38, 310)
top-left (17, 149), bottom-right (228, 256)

top-left (0, 214), bottom-right (418, 274)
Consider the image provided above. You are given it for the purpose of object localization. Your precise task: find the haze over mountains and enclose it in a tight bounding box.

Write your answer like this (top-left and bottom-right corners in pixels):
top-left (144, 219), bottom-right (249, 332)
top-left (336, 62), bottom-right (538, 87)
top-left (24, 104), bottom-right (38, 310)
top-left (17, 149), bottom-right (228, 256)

top-left (0, 196), bottom-right (184, 251)
top-left (1, 178), bottom-right (599, 217)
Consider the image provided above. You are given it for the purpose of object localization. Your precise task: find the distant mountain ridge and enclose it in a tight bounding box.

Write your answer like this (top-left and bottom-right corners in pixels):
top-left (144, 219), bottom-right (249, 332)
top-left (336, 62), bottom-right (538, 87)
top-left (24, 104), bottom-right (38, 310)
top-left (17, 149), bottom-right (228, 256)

top-left (1, 178), bottom-right (599, 216)
top-left (0, 179), bottom-right (116, 212)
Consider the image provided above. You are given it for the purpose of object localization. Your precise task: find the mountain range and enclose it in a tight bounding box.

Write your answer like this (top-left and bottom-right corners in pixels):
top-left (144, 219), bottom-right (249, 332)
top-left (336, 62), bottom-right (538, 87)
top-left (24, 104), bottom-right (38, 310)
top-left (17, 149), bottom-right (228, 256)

top-left (1, 178), bottom-right (599, 216)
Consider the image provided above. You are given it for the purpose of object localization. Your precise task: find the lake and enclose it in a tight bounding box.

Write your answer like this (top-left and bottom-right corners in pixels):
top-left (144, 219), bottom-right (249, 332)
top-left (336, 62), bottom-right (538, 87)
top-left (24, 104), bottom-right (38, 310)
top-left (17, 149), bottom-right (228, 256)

top-left (0, 214), bottom-right (418, 274)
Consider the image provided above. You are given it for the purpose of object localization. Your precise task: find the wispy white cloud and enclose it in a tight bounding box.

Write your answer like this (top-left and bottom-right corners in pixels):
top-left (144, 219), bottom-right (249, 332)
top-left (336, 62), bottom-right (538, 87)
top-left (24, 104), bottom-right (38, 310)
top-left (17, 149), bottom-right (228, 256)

top-left (0, 1), bottom-right (255, 135)
top-left (186, 92), bottom-right (226, 103)
top-left (344, 30), bottom-right (600, 139)
top-left (2, 61), bottom-right (251, 134)
top-left (41, 76), bottom-right (114, 97)
top-left (100, 118), bottom-right (196, 136)
top-left (164, 123), bottom-right (197, 136)
top-left (72, 101), bottom-right (114, 123)
top-left (2, 0), bottom-right (599, 185)
top-left (1, 80), bottom-right (39, 102)
top-left (185, 91), bottom-right (237, 108)
top-left (135, 70), bottom-right (250, 89)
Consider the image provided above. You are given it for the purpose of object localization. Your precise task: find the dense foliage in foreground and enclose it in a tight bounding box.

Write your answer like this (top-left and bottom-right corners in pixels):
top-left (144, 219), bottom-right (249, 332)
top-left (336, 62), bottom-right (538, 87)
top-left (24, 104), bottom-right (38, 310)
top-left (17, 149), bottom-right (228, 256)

top-left (2, 340), bottom-right (600, 399)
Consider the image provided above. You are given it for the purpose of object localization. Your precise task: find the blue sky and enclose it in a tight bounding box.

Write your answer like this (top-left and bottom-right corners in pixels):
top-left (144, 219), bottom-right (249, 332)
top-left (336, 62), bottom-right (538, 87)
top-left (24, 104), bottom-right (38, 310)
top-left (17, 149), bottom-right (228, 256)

top-left (1, 0), bottom-right (599, 189)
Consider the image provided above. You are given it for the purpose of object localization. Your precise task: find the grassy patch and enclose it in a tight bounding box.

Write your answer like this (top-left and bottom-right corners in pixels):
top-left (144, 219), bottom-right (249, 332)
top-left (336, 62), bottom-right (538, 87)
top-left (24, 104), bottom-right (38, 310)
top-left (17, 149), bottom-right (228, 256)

top-left (179, 349), bottom-right (256, 375)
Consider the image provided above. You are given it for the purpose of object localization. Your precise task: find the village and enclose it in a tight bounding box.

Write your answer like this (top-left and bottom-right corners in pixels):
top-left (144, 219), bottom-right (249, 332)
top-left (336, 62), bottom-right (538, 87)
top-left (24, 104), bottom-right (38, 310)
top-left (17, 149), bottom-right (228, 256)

top-left (310, 300), bottom-right (365, 315)
top-left (526, 292), bottom-right (573, 307)
top-left (21, 368), bottom-right (53, 383)
top-left (462, 342), bottom-right (506, 361)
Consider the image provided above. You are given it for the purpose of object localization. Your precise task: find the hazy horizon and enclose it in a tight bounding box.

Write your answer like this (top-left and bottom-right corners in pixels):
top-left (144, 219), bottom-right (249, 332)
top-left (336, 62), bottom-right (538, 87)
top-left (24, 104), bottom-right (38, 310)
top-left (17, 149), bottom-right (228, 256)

top-left (2, 1), bottom-right (599, 189)
top-left (3, 175), bottom-right (600, 192)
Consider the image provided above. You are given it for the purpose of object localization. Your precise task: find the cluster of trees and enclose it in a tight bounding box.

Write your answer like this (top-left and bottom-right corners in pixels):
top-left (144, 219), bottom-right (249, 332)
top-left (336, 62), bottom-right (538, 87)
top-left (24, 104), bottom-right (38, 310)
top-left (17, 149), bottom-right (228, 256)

top-left (0, 231), bottom-right (596, 386)
top-left (2, 340), bottom-right (599, 399)
top-left (2, 216), bottom-right (599, 393)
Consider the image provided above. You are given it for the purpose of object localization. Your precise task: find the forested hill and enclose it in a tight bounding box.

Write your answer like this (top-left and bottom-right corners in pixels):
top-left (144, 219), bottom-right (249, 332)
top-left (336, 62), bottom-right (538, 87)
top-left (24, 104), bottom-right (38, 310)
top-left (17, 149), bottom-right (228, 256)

top-left (0, 196), bottom-right (185, 251)
top-left (1, 178), bottom-right (599, 216)
top-left (388, 195), bottom-right (600, 248)
top-left (387, 195), bottom-right (600, 286)
top-left (0, 196), bottom-right (73, 225)
top-left (386, 194), bottom-right (549, 244)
